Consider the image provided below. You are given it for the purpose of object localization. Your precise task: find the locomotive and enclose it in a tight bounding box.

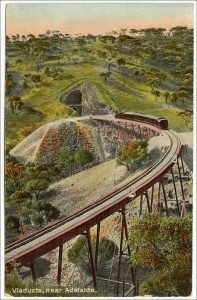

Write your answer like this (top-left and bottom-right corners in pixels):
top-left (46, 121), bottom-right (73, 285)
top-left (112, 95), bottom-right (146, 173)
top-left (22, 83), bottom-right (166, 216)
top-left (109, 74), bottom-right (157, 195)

top-left (115, 112), bottom-right (168, 130)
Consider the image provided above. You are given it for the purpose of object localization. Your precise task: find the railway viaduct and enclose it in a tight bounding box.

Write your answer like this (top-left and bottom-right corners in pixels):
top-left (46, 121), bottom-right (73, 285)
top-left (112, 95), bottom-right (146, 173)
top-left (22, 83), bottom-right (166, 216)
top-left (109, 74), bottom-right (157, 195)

top-left (5, 113), bottom-right (188, 296)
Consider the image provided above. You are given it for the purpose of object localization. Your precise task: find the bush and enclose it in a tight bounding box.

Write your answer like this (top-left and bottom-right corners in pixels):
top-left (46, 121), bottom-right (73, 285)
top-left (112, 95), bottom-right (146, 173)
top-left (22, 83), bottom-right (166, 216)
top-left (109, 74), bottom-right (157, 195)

top-left (31, 213), bottom-right (45, 228)
top-left (129, 214), bottom-right (192, 296)
top-left (6, 215), bottom-right (20, 230)
top-left (31, 75), bottom-right (41, 82)
top-left (68, 236), bottom-right (118, 267)
top-left (74, 149), bottom-right (93, 167)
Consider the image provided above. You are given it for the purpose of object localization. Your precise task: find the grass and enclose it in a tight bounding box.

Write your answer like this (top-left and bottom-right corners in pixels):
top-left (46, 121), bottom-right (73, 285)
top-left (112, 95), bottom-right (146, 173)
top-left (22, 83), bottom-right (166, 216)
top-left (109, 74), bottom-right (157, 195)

top-left (6, 59), bottom-right (192, 148)
top-left (5, 113), bottom-right (44, 148)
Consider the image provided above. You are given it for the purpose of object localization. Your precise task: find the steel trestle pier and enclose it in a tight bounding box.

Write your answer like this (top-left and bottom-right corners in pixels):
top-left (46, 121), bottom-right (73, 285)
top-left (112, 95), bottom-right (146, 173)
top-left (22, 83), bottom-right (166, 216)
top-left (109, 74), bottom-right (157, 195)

top-left (5, 113), bottom-right (186, 296)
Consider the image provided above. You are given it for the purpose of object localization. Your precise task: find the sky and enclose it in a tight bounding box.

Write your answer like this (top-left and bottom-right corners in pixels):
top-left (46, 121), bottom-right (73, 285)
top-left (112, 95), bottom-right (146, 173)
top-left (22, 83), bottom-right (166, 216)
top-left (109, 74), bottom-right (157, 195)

top-left (6, 2), bottom-right (194, 36)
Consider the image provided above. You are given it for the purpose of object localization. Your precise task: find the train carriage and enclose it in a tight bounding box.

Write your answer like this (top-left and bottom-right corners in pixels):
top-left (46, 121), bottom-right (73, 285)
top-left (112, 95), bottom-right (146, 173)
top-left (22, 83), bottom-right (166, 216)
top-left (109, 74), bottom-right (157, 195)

top-left (115, 112), bottom-right (168, 130)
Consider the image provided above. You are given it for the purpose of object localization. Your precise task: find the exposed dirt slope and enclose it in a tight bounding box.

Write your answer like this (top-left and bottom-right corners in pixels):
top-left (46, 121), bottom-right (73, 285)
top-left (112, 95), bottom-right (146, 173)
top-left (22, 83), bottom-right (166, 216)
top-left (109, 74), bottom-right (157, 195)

top-left (10, 118), bottom-right (103, 164)
top-left (46, 159), bottom-right (128, 215)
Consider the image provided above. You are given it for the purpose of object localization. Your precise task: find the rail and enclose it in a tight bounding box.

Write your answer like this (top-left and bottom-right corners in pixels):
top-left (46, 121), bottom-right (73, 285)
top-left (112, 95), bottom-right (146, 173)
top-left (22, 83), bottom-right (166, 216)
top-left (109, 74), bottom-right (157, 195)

top-left (5, 116), bottom-right (183, 266)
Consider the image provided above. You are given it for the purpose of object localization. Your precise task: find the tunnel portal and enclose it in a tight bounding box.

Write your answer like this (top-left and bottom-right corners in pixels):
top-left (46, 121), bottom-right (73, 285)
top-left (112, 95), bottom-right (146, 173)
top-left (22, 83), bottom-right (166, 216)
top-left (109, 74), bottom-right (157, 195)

top-left (64, 90), bottom-right (82, 115)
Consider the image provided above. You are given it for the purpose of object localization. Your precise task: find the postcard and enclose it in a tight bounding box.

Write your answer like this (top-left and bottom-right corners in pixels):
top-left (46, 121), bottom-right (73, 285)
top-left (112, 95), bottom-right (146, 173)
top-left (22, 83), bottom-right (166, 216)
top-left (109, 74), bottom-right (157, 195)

top-left (0, 1), bottom-right (196, 299)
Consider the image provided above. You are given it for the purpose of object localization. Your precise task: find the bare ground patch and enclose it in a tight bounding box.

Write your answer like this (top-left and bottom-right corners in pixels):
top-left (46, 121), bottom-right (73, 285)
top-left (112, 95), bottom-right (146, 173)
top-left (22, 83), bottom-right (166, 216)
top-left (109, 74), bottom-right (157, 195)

top-left (46, 159), bottom-right (128, 215)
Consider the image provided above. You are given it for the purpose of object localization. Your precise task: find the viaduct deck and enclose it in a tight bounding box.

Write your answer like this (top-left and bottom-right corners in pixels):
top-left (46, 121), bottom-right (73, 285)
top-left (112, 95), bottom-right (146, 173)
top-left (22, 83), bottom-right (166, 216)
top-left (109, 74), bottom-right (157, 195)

top-left (5, 115), bottom-right (183, 268)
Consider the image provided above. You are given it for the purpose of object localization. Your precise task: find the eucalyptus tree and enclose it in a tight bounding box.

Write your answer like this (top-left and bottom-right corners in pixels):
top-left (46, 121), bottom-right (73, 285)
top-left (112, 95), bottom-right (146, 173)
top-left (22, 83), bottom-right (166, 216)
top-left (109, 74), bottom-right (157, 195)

top-left (152, 89), bottom-right (160, 102)
top-left (129, 214), bottom-right (192, 297)
top-left (119, 28), bottom-right (127, 35)
top-left (117, 140), bottom-right (148, 171)
top-left (100, 71), bottom-right (111, 82)
top-left (163, 91), bottom-right (170, 104)
top-left (117, 57), bottom-right (126, 75)
top-left (103, 44), bottom-right (118, 71)
top-left (171, 92), bottom-right (178, 104)
top-left (129, 28), bottom-right (138, 36)
top-left (169, 26), bottom-right (189, 36)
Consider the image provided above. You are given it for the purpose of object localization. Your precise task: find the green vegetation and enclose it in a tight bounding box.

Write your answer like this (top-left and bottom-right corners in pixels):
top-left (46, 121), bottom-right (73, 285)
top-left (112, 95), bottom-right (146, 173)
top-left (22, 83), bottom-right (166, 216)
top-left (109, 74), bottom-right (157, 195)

top-left (25, 178), bottom-right (49, 200)
top-left (68, 235), bottom-right (118, 274)
top-left (6, 26), bottom-right (193, 150)
top-left (74, 149), bottom-right (94, 166)
top-left (5, 159), bottom-right (61, 243)
top-left (5, 147), bottom-right (94, 242)
top-left (4, 25), bottom-right (193, 297)
top-left (117, 140), bottom-right (148, 171)
top-left (5, 26), bottom-right (193, 243)
top-left (129, 214), bottom-right (192, 297)
top-left (58, 147), bottom-right (94, 175)
top-left (6, 215), bottom-right (20, 231)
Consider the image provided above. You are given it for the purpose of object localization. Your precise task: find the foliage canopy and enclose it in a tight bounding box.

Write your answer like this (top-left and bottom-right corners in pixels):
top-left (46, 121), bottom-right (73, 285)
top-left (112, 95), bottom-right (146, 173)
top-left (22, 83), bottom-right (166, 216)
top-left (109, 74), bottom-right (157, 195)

top-left (129, 214), bottom-right (192, 296)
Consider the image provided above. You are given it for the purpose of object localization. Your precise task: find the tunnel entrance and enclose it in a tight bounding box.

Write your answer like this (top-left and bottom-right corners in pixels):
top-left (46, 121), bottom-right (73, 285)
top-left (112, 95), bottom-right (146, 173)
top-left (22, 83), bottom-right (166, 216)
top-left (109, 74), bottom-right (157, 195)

top-left (64, 90), bottom-right (82, 115)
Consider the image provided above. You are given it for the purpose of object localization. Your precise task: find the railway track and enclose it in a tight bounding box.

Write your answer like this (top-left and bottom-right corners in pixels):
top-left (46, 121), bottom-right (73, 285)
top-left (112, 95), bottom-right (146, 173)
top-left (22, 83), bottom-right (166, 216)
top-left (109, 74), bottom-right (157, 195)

top-left (5, 118), bottom-right (182, 266)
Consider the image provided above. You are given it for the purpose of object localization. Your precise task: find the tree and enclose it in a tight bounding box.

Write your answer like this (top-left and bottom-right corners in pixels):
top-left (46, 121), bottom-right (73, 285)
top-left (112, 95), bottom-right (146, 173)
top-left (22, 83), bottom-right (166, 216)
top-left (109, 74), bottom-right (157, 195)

top-left (51, 66), bottom-right (64, 78)
top-left (31, 74), bottom-right (41, 83)
top-left (117, 140), bottom-right (148, 171)
top-left (129, 28), bottom-right (138, 36)
top-left (146, 68), bottom-right (166, 88)
top-left (7, 190), bottom-right (31, 207)
top-left (97, 46), bottom-right (117, 72)
top-left (74, 149), bottom-right (93, 167)
top-left (35, 60), bottom-right (42, 75)
top-left (6, 215), bottom-right (20, 231)
top-left (20, 208), bottom-right (32, 225)
top-left (163, 91), bottom-right (170, 104)
top-left (5, 215), bottom-right (21, 243)
top-left (25, 178), bottom-right (49, 200)
top-left (6, 74), bottom-right (15, 96)
top-left (169, 26), bottom-right (189, 36)
top-left (97, 50), bottom-right (107, 61)
top-left (44, 66), bottom-right (51, 76)
top-left (98, 237), bottom-right (118, 261)
top-left (21, 35), bottom-right (26, 42)
top-left (44, 204), bottom-right (60, 222)
top-left (58, 147), bottom-right (76, 174)
top-left (5, 162), bottom-right (25, 190)
top-left (46, 30), bottom-right (51, 36)
top-left (99, 35), bottom-right (116, 44)
top-left (75, 36), bottom-right (86, 47)
top-left (156, 28), bottom-right (166, 36)
top-left (117, 58), bottom-right (126, 75)
top-left (152, 89), bottom-right (160, 102)
top-left (68, 235), bottom-right (88, 264)
top-left (68, 236), bottom-right (118, 273)
top-left (129, 214), bottom-right (192, 296)
top-left (120, 28), bottom-right (127, 35)
top-left (171, 92), bottom-right (178, 104)
top-left (178, 90), bottom-right (188, 105)
top-left (35, 200), bottom-right (60, 222)
top-left (31, 213), bottom-right (45, 228)
top-left (100, 71), bottom-right (111, 82)
top-left (117, 34), bottom-right (133, 45)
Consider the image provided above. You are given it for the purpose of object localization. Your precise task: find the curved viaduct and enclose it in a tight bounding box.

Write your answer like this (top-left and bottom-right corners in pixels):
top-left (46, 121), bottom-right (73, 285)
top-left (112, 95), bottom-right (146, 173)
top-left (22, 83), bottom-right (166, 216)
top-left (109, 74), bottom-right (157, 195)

top-left (5, 114), bottom-right (186, 294)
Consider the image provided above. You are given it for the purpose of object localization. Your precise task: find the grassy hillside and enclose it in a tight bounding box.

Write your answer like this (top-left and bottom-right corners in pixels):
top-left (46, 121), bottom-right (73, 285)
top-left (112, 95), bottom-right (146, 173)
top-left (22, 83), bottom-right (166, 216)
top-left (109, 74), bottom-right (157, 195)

top-left (5, 27), bottom-right (193, 148)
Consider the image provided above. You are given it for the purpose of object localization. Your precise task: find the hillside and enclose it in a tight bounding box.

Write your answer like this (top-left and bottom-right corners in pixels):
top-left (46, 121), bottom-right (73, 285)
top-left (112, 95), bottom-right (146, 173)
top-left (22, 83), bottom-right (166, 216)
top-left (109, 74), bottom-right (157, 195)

top-left (5, 26), bottom-right (193, 247)
top-left (10, 117), bottom-right (104, 165)
top-left (5, 26), bottom-right (193, 149)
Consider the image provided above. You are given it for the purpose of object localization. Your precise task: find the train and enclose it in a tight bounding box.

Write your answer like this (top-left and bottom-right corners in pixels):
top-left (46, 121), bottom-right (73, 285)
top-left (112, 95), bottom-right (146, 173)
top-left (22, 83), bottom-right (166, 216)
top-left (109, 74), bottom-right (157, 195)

top-left (115, 112), bottom-right (168, 130)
